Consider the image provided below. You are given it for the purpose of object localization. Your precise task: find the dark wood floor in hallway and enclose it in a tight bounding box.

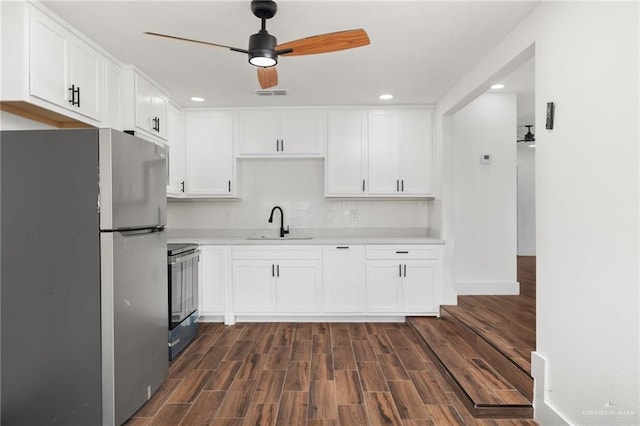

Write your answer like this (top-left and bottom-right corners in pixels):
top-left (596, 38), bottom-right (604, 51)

top-left (127, 320), bottom-right (536, 425)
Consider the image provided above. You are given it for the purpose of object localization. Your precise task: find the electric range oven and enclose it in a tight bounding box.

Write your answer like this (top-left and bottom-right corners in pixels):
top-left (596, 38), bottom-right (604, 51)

top-left (167, 243), bottom-right (200, 360)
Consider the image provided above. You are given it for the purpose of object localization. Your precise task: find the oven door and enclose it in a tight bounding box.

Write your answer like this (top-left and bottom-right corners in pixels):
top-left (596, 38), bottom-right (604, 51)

top-left (169, 250), bottom-right (200, 329)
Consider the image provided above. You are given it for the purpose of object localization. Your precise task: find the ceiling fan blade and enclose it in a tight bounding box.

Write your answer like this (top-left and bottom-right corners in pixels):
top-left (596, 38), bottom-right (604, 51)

top-left (257, 66), bottom-right (278, 89)
top-left (276, 29), bottom-right (370, 56)
top-left (144, 32), bottom-right (248, 54)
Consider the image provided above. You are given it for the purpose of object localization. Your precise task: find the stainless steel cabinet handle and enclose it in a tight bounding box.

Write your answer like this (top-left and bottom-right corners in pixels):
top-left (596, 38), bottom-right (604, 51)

top-left (336, 246), bottom-right (349, 249)
top-left (272, 264), bottom-right (275, 277)
top-left (281, 139), bottom-right (284, 152)
top-left (401, 179), bottom-right (404, 192)
top-left (399, 264), bottom-right (402, 277)
top-left (180, 181), bottom-right (185, 193)
top-left (404, 264), bottom-right (407, 277)
top-left (276, 140), bottom-right (279, 152)
top-left (396, 179), bottom-right (400, 192)
top-left (396, 251), bottom-right (409, 254)
top-left (362, 179), bottom-right (365, 192)
top-left (228, 180), bottom-right (231, 192)
top-left (168, 338), bottom-right (181, 347)
top-left (277, 264), bottom-right (280, 277)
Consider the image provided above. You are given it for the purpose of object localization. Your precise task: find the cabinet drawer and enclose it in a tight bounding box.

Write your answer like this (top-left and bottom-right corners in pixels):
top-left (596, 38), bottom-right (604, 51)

top-left (365, 245), bottom-right (442, 260)
top-left (232, 245), bottom-right (321, 260)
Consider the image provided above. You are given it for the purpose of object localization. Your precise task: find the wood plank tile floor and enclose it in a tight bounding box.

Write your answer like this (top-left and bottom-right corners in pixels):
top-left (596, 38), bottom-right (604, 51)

top-left (127, 321), bottom-right (537, 425)
top-left (443, 256), bottom-right (536, 374)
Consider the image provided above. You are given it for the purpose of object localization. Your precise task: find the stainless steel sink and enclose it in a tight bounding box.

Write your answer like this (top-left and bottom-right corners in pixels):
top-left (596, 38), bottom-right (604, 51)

top-left (246, 235), bottom-right (313, 240)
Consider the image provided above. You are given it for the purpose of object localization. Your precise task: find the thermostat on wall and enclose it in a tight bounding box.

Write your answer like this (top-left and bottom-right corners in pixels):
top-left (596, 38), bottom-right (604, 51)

top-left (480, 154), bottom-right (492, 164)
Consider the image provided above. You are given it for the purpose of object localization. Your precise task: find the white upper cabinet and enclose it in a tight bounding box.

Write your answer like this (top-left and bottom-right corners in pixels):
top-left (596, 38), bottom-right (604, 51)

top-left (132, 73), bottom-right (168, 140)
top-left (401, 111), bottom-right (433, 195)
top-left (368, 110), bottom-right (433, 196)
top-left (368, 112), bottom-right (402, 194)
top-left (28, 7), bottom-right (68, 108)
top-left (104, 60), bottom-right (123, 131)
top-left (184, 111), bottom-right (237, 198)
top-left (238, 109), bottom-right (325, 156)
top-left (326, 108), bottom-right (434, 198)
top-left (325, 110), bottom-right (368, 196)
top-left (166, 103), bottom-right (185, 197)
top-left (26, 5), bottom-right (105, 122)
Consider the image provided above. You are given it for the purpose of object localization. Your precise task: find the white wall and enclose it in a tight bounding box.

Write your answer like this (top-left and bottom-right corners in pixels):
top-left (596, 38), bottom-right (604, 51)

top-left (0, 111), bottom-right (55, 130)
top-left (517, 143), bottom-right (536, 255)
top-left (167, 158), bottom-right (430, 231)
top-left (452, 93), bottom-right (518, 295)
top-left (436, 2), bottom-right (639, 424)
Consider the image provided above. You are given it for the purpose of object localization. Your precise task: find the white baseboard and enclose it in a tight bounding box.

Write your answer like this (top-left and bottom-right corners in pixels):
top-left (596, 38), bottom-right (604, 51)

top-left (531, 351), bottom-right (571, 425)
top-left (518, 248), bottom-right (537, 256)
top-left (456, 281), bottom-right (520, 295)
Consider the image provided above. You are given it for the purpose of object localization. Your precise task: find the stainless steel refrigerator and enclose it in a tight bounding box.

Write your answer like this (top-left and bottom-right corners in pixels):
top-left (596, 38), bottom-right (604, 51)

top-left (0, 129), bottom-right (168, 425)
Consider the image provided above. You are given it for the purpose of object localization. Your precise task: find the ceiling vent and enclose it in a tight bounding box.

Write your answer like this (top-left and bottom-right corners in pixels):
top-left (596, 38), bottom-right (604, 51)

top-left (255, 89), bottom-right (289, 96)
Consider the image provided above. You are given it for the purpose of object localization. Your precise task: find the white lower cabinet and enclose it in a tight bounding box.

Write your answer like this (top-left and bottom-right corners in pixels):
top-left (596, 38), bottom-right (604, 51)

top-left (232, 261), bottom-right (275, 313)
top-left (210, 243), bottom-right (441, 321)
top-left (365, 245), bottom-right (441, 315)
top-left (322, 246), bottom-right (365, 313)
top-left (199, 246), bottom-right (228, 317)
top-left (366, 261), bottom-right (403, 312)
top-left (275, 261), bottom-right (321, 312)
top-left (366, 260), bottom-right (438, 313)
top-left (231, 246), bottom-right (321, 315)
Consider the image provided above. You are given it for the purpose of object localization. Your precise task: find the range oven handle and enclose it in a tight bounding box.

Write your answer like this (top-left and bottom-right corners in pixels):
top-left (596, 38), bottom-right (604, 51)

top-left (169, 250), bottom-right (201, 265)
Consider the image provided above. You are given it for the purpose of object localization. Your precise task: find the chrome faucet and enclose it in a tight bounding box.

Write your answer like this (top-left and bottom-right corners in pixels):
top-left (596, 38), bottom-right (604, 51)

top-left (268, 206), bottom-right (289, 238)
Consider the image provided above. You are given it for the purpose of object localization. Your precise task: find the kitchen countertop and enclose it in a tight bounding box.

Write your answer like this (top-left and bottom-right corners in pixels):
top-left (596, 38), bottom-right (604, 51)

top-left (167, 228), bottom-right (445, 245)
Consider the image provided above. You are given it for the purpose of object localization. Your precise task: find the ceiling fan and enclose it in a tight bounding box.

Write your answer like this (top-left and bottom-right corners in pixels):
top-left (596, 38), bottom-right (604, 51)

top-left (144, 0), bottom-right (370, 89)
top-left (517, 125), bottom-right (535, 142)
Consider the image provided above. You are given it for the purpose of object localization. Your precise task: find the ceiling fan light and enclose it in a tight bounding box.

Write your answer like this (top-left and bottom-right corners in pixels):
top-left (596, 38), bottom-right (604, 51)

top-left (249, 54), bottom-right (277, 67)
top-left (249, 30), bottom-right (278, 67)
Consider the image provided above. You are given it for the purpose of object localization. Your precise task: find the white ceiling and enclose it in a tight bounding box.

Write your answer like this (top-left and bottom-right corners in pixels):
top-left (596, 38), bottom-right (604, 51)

top-left (42, 0), bottom-right (538, 108)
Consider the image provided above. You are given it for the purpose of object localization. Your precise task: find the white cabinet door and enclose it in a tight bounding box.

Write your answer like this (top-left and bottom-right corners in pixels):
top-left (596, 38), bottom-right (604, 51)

top-left (238, 110), bottom-right (324, 156)
top-left (238, 111), bottom-right (280, 154)
top-left (151, 91), bottom-right (168, 140)
top-left (29, 6), bottom-right (68, 108)
top-left (134, 74), bottom-right (168, 140)
top-left (322, 246), bottom-right (365, 313)
top-left (276, 261), bottom-right (321, 313)
top-left (325, 111), bottom-right (367, 196)
top-left (68, 40), bottom-right (104, 121)
top-left (401, 261), bottom-right (437, 313)
top-left (279, 110), bottom-right (324, 155)
top-left (184, 112), bottom-right (236, 197)
top-left (366, 260), bottom-right (402, 312)
top-left (232, 261), bottom-right (275, 312)
top-left (29, 7), bottom-right (104, 122)
top-left (105, 60), bottom-right (122, 130)
top-left (167, 104), bottom-right (185, 197)
top-left (368, 112), bottom-right (401, 195)
top-left (199, 246), bottom-right (228, 315)
top-left (401, 111), bottom-right (433, 195)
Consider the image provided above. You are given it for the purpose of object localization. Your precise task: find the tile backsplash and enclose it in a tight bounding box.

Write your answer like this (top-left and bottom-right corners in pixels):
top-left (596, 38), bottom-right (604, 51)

top-left (167, 158), bottom-right (430, 230)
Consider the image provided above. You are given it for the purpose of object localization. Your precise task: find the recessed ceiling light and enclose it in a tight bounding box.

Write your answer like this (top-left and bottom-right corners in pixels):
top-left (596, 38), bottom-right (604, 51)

top-left (379, 94), bottom-right (393, 100)
top-left (191, 96), bottom-right (205, 102)
top-left (490, 84), bottom-right (505, 90)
